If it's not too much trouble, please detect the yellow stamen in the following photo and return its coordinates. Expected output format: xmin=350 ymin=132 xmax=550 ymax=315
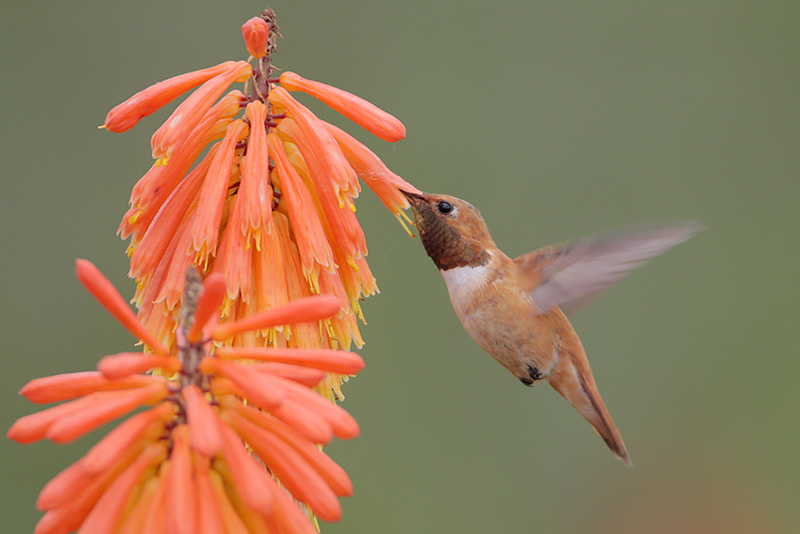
xmin=396 ymin=212 xmax=414 ymax=238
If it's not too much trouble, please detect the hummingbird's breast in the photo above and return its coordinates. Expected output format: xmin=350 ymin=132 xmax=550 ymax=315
xmin=441 ymin=256 xmax=561 ymax=379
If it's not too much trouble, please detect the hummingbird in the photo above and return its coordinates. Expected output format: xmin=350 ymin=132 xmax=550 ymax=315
xmin=402 ymin=191 xmax=700 ymax=466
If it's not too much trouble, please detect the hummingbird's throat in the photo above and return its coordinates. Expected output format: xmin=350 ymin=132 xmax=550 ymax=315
xmin=411 ymin=203 xmax=489 ymax=271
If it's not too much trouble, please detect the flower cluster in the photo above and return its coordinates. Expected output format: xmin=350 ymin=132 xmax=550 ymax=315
xmin=8 ymin=260 xmax=365 ymax=533
xmin=106 ymin=11 xmax=420 ymax=378
xmin=10 ymin=9 xmax=417 ymax=533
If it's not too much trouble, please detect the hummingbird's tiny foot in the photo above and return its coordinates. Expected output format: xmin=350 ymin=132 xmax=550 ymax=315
xmin=527 ymin=364 xmax=543 ymax=381
xmin=518 ymin=364 xmax=543 ymax=387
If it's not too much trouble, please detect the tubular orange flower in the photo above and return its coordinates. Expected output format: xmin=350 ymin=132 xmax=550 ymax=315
xmin=279 ymin=71 xmax=407 ymax=142
xmin=104 ymin=61 xmax=240 ymax=133
xmin=9 ymin=261 xmax=366 ymax=533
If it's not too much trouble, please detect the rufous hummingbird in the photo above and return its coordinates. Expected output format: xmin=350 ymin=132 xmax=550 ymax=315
xmin=402 ymin=191 xmax=700 ymax=466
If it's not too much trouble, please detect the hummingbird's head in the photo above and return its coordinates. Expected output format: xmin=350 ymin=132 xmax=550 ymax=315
xmin=401 ymin=190 xmax=494 ymax=270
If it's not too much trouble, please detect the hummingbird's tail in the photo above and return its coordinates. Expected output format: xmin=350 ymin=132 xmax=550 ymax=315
xmin=548 ymin=331 xmax=632 ymax=466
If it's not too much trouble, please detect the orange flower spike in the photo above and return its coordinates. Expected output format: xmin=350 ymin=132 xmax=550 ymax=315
xmin=212 ymin=294 xmax=340 ymax=340
xmin=19 ymin=371 xmax=155 ymax=404
xmin=78 ymin=442 xmax=167 ymax=534
xmin=269 ymin=87 xmax=357 ymax=196
xmin=218 ymin=424 xmax=276 ymax=516
xmin=268 ymin=132 xmax=334 ymax=274
xmin=81 ymin=402 xmax=174 ymax=476
xmin=164 ymin=426 xmax=197 ymax=534
xmin=46 ymin=383 xmax=169 ymax=444
xmin=325 ymin=121 xmax=421 ymax=211
xmin=242 ymin=16 xmax=270 ymax=59
xmin=75 ymin=259 xmax=168 ymax=355
xmin=240 ymin=101 xmax=272 ymax=243
xmin=182 ymin=385 xmax=222 ymax=457
xmin=279 ymin=71 xmax=406 ymax=142
xmin=215 ymin=346 xmax=365 ymax=375
xmin=151 ymin=60 xmax=251 ymax=159
xmin=97 ymin=353 xmax=181 ymax=380
xmin=186 ymin=273 xmax=227 ymax=343
xmin=104 ymin=61 xmax=238 ymax=133
xmin=191 ymin=119 xmax=249 ymax=261
xmin=225 ymin=411 xmax=342 ymax=522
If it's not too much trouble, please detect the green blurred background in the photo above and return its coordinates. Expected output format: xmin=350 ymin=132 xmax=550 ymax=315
xmin=2 ymin=1 xmax=798 ymax=532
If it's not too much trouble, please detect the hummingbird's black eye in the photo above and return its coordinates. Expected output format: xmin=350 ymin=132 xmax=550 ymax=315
xmin=437 ymin=201 xmax=453 ymax=215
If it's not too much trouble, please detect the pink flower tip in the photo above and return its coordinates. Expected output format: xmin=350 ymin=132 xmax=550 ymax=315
xmin=242 ymin=17 xmax=270 ymax=58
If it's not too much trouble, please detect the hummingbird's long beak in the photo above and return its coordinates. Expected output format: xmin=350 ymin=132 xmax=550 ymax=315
xmin=400 ymin=189 xmax=425 ymax=206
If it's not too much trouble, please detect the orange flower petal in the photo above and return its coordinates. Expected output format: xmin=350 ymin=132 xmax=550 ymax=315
xmin=325 ymin=120 xmax=420 ymax=212
xmin=207 ymin=467 xmax=251 ymax=534
xmin=211 ymin=191 xmax=253 ymax=303
xmin=34 ymin=442 xmax=142 ymax=534
xmin=240 ymin=101 xmax=273 ymax=242
xmin=214 ymin=346 xmax=364 ymax=374
xmin=186 ymin=273 xmax=227 ymax=342
xmin=280 ymin=378 xmax=360 ymax=440
xmin=226 ymin=411 xmax=342 ymax=521
xmin=270 ymin=87 xmax=359 ymax=196
xmin=81 ymin=402 xmax=174 ymax=476
xmin=104 ymin=61 xmax=238 ymax=133
xmin=267 ymin=132 xmax=334 ymax=274
xmin=151 ymin=61 xmax=251 ymax=158
xmin=76 ymin=259 xmax=168 ymax=355
xmin=191 ymin=119 xmax=249 ymax=260
xmin=46 ymin=383 xmax=169 ymax=444
xmin=9 ymin=394 xmax=103 ymax=444
xmin=139 ymin=461 xmax=170 ymax=534
xmin=36 ymin=458 xmax=92 ymax=511
xmin=78 ymin=442 xmax=167 ymax=534
xmin=276 ymin=118 xmax=367 ymax=261
xmin=193 ymin=457 xmax=227 ymax=534
xmin=128 ymin=145 xmax=214 ymax=280
xmin=211 ymin=295 xmax=340 ymax=340
xmin=218 ymin=394 xmax=333 ymax=446
xmin=218 ymin=424 xmax=276 ymax=516
xmin=279 ymin=71 xmax=406 ymax=142
xmin=200 ymin=358 xmax=283 ymax=409
xmin=115 ymin=475 xmax=159 ymax=534
xmin=250 ymin=362 xmax=326 ymax=388
xmin=182 ymin=385 xmax=222 ymax=457
xmin=19 ymin=370 xmax=155 ymax=404
xmin=241 ymin=17 xmax=270 ymax=58
xmin=97 ymin=353 xmax=180 ymax=380
xmin=165 ymin=426 xmax=197 ymax=534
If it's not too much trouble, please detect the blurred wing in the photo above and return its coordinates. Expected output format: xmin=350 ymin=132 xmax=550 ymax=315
xmin=514 ymin=221 xmax=702 ymax=316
